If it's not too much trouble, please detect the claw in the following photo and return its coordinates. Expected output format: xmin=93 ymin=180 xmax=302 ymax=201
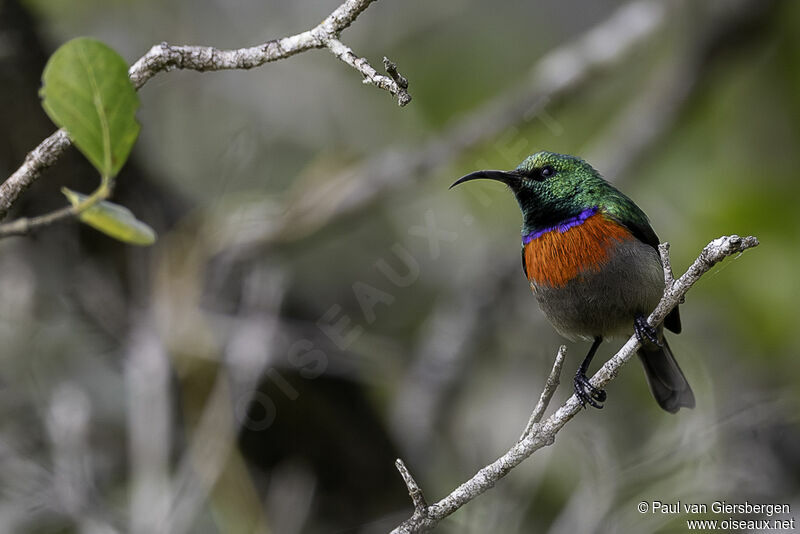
xmin=634 ymin=315 xmax=662 ymax=347
xmin=574 ymin=371 xmax=606 ymax=409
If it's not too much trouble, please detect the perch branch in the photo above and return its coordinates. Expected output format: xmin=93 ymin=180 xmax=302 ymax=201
xmin=390 ymin=234 xmax=759 ymax=534
xmin=385 ymin=0 xmax=772 ymax=467
xmin=0 ymin=0 xmax=409 ymax=223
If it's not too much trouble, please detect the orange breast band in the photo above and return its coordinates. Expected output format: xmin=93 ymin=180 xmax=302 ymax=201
xmin=523 ymin=213 xmax=633 ymax=288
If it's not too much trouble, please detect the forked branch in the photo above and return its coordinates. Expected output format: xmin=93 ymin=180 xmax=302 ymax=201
xmin=0 ymin=0 xmax=410 ymax=225
xmin=390 ymin=234 xmax=759 ymax=534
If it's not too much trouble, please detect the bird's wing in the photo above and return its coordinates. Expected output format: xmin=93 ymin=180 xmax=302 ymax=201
xmin=605 ymin=198 xmax=661 ymax=251
xmin=604 ymin=196 xmax=682 ymax=334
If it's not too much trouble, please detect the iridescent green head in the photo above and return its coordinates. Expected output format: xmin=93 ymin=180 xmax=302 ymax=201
xmin=451 ymin=151 xmax=640 ymax=236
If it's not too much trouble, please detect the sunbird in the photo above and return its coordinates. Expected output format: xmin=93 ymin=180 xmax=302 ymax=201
xmin=451 ymin=151 xmax=694 ymax=413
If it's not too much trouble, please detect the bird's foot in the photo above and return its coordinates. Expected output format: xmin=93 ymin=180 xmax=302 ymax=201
xmin=574 ymin=371 xmax=606 ymax=409
xmin=634 ymin=314 xmax=662 ymax=347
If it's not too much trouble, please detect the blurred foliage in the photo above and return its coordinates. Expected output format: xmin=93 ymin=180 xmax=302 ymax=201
xmin=1 ymin=0 xmax=799 ymax=533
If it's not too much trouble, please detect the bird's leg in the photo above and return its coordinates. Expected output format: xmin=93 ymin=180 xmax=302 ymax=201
xmin=574 ymin=336 xmax=606 ymax=409
xmin=634 ymin=314 xmax=662 ymax=347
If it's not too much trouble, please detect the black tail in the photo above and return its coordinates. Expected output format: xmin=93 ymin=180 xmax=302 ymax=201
xmin=637 ymin=339 xmax=695 ymax=413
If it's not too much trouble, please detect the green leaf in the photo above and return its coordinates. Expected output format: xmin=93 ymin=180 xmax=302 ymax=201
xmin=63 ymin=188 xmax=157 ymax=246
xmin=41 ymin=37 xmax=140 ymax=178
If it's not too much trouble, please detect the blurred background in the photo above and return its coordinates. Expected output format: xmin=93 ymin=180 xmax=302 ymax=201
xmin=1 ymin=0 xmax=799 ymax=532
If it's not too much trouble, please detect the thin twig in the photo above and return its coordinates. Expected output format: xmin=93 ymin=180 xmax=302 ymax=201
xmin=659 ymin=242 xmax=675 ymax=288
xmin=395 ymin=460 xmax=428 ymax=512
xmin=0 ymin=204 xmax=75 ymax=237
xmin=0 ymin=180 xmax=111 ymax=237
xmin=0 ymin=0 xmax=410 ymax=223
xmin=519 ymin=345 xmax=567 ymax=441
xmin=389 ymin=235 xmax=759 ymax=534
xmin=326 ymin=39 xmax=412 ymax=106
xmin=384 ymin=57 xmax=409 ymax=89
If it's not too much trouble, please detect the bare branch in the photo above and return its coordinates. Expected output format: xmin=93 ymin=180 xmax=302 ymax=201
xmin=326 ymin=39 xmax=412 ymax=106
xmin=0 ymin=180 xmax=112 ymax=237
xmin=659 ymin=242 xmax=675 ymax=289
xmin=0 ymin=204 xmax=75 ymax=238
xmin=384 ymin=57 xmax=409 ymax=89
xmin=395 ymin=460 xmax=428 ymax=512
xmin=123 ymin=0 xmax=408 ymax=100
xmin=384 ymin=0 xmax=771 ymax=473
xmin=0 ymin=130 xmax=71 ymax=221
xmin=389 ymin=234 xmax=759 ymax=534
xmin=519 ymin=345 xmax=567 ymax=441
xmin=0 ymin=0 xmax=410 ymax=223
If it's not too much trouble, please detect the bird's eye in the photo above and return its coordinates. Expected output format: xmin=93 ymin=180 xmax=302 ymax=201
xmin=539 ymin=165 xmax=555 ymax=179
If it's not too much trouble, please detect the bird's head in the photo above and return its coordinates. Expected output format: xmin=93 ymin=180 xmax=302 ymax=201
xmin=451 ymin=151 xmax=614 ymax=235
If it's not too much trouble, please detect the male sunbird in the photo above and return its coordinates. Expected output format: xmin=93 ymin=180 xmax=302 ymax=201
xmin=451 ymin=151 xmax=694 ymax=413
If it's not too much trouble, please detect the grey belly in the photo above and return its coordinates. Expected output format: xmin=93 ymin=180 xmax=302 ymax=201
xmin=531 ymin=239 xmax=664 ymax=341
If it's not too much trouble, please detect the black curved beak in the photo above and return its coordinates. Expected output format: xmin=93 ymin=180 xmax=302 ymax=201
xmin=449 ymin=170 xmax=521 ymax=190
